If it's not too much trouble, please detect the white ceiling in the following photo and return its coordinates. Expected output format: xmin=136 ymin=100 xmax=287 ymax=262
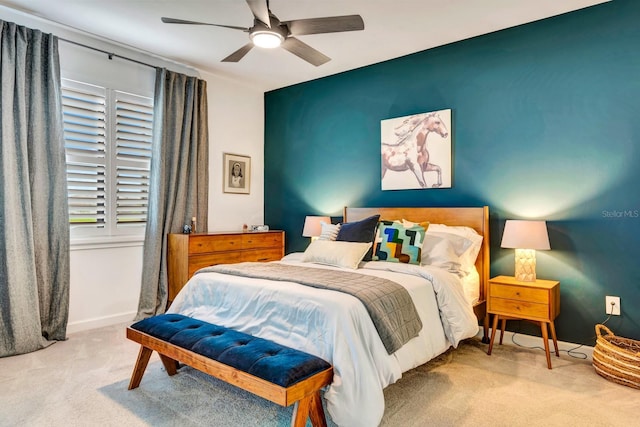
xmin=1 ymin=0 xmax=608 ymax=91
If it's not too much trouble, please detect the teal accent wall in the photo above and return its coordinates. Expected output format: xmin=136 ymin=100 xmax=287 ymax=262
xmin=264 ymin=0 xmax=640 ymax=345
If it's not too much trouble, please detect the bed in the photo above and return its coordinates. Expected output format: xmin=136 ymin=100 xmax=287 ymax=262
xmin=167 ymin=206 xmax=490 ymax=427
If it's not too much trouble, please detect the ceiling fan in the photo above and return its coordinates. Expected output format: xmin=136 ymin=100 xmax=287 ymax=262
xmin=161 ymin=0 xmax=364 ymax=66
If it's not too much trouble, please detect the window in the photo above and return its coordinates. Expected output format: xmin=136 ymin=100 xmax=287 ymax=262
xmin=62 ymin=79 xmax=153 ymax=238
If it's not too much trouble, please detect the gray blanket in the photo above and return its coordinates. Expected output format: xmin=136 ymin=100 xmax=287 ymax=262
xmin=196 ymin=262 xmax=423 ymax=354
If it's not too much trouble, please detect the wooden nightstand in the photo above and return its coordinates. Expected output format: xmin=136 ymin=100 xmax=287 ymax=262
xmin=487 ymin=275 xmax=560 ymax=369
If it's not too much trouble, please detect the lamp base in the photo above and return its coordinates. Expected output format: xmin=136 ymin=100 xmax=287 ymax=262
xmin=514 ymin=249 xmax=536 ymax=282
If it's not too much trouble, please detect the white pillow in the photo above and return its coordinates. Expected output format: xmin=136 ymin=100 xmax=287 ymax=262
xmin=403 ymin=220 xmax=483 ymax=273
xmin=318 ymin=222 xmax=341 ymax=241
xmin=421 ymin=234 xmax=466 ymax=275
xmin=423 ymin=223 xmax=483 ymax=273
xmin=302 ymin=240 xmax=372 ymax=269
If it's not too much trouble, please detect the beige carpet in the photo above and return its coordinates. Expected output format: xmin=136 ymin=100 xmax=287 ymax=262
xmin=0 ymin=322 xmax=636 ymax=427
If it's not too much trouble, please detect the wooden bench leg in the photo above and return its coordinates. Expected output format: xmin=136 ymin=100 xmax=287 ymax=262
xmin=292 ymin=392 xmax=327 ymax=427
xmin=159 ymin=354 xmax=179 ymax=376
xmin=291 ymin=397 xmax=310 ymax=427
xmin=308 ymin=391 xmax=328 ymax=427
xmin=128 ymin=346 xmax=153 ymax=390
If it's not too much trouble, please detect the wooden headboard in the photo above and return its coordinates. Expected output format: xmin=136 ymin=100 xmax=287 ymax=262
xmin=344 ymin=206 xmax=490 ymax=341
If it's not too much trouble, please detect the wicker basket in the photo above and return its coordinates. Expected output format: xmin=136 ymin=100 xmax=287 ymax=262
xmin=592 ymin=324 xmax=640 ymax=389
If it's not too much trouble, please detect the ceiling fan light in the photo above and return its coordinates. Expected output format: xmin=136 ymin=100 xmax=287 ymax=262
xmin=251 ymin=31 xmax=283 ymax=48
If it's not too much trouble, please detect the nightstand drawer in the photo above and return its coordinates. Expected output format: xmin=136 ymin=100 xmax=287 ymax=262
xmin=490 ymin=298 xmax=549 ymax=319
xmin=490 ymin=283 xmax=548 ymax=304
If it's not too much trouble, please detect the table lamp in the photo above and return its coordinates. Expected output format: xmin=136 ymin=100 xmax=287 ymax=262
xmin=302 ymin=216 xmax=331 ymax=240
xmin=501 ymin=220 xmax=550 ymax=282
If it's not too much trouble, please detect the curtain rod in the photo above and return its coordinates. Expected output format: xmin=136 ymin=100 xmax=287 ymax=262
xmin=58 ymin=37 xmax=156 ymax=70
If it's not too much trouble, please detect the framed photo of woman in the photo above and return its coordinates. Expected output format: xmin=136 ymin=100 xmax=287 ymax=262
xmin=223 ymin=153 xmax=251 ymax=194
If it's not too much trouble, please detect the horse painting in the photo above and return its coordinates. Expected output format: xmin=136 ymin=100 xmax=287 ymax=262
xmin=381 ymin=111 xmax=450 ymax=189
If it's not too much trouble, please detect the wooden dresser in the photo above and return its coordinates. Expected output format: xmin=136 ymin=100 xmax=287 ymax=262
xmin=167 ymin=230 xmax=285 ymax=304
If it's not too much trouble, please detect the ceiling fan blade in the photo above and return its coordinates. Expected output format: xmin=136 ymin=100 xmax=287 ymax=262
xmin=281 ymin=37 xmax=330 ymax=67
xmin=161 ymin=17 xmax=249 ymax=31
xmin=284 ymin=15 xmax=364 ymax=36
xmin=221 ymin=43 xmax=254 ymax=62
xmin=245 ymin=0 xmax=271 ymax=27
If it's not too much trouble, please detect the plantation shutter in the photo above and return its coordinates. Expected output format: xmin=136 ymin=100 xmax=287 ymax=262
xmin=62 ymin=79 xmax=154 ymax=237
xmin=114 ymin=91 xmax=153 ymax=230
xmin=62 ymin=81 xmax=107 ymax=232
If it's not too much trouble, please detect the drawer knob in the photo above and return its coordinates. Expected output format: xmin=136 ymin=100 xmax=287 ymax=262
xmin=515 ymin=292 xmax=520 ymax=296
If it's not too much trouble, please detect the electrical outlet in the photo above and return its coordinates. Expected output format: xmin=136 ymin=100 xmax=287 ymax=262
xmin=605 ymin=296 xmax=621 ymax=315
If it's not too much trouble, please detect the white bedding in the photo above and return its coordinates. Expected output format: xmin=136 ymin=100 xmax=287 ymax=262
xmin=167 ymin=253 xmax=479 ymax=427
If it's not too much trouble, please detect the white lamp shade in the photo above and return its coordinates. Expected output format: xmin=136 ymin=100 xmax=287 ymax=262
xmin=501 ymin=220 xmax=550 ymax=250
xmin=302 ymin=216 xmax=331 ymax=237
xmin=501 ymin=219 xmax=550 ymax=282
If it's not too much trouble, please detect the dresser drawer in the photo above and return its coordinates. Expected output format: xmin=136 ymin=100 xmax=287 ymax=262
xmin=189 ymin=234 xmax=242 ymax=254
xmin=242 ymin=232 xmax=283 ymax=248
xmin=187 ymin=252 xmax=244 ymax=276
xmin=490 ymin=283 xmax=548 ymax=304
xmin=241 ymin=248 xmax=283 ymax=262
xmin=490 ymin=297 xmax=549 ymax=319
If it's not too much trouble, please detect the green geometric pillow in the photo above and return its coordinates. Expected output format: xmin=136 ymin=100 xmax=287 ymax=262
xmin=373 ymin=220 xmax=427 ymax=265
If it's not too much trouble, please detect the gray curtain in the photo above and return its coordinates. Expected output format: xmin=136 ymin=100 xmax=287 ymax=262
xmin=136 ymin=68 xmax=209 ymax=319
xmin=0 ymin=21 xmax=70 ymax=357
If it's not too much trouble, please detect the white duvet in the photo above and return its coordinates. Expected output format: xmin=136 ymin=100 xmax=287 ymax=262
xmin=167 ymin=253 xmax=479 ymax=427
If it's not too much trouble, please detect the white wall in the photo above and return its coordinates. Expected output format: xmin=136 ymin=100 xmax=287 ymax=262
xmin=203 ymin=70 xmax=266 ymax=231
xmin=1 ymin=6 xmax=265 ymax=333
xmin=68 ymin=244 xmax=144 ymax=331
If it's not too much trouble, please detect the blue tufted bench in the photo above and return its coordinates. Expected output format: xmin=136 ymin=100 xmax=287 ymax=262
xmin=126 ymin=314 xmax=333 ymax=427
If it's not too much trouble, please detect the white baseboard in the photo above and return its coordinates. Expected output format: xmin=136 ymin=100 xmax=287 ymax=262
xmin=477 ymin=327 xmax=594 ymax=361
xmin=67 ymin=311 xmax=136 ymax=335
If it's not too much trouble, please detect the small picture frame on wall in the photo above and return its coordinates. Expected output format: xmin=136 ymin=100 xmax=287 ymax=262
xmin=223 ymin=153 xmax=251 ymax=194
